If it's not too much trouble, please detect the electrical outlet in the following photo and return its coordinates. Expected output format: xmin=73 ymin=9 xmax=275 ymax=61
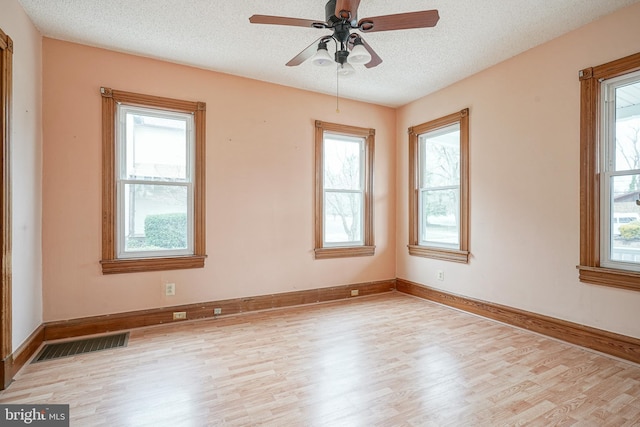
xmin=172 ymin=311 xmax=187 ymax=320
xmin=213 ymin=308 xmax=222 ymax=315
xmin=165 ymin=282 xmax=176 ymax=296
xmin=437 ymin=270 xmax=444 ymax=281
xmin=350 ymin=289 xmax=359 ymax=296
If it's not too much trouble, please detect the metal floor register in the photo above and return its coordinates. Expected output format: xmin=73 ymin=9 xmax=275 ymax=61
xmin=32 ymin=333 xmax=129 ymax=363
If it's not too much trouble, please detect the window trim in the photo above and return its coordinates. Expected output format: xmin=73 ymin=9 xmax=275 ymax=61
xmin=408 ymin=109 xmax=470 ymax=263
xmin=100 ymin=88 xmax=206 ymax=274
xmin=314 ymin=120 xmax=375 ymax=259
xmin=578 ymin=52 xmax=640 ymax=291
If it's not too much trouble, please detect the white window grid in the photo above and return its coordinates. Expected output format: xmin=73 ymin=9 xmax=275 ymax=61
xmin=600 ymin=69 xmax=640 ymax=271
xmin=115 ymin=104 xmax=195 ymax=259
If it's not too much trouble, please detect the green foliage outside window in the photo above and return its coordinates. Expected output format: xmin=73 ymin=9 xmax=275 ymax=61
xmin=144 ymin=213 xmax=187 ymax=248
xmin=619 ymin=221 xmax=640 ymax=240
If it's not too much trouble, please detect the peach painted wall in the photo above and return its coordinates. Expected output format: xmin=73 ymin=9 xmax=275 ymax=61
xmin=1 ymin=0 xmax=43 ymax=350
xmin=396 ymin=2 xmax=640 ymax=338
xmin=42 ymin=39 xmax=396 ymax=321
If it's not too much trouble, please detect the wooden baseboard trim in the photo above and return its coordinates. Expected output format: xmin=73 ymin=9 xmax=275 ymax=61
xmin=11 ymin=324 xmax=45 ymax=375
xmin=0 ymin=280 xmax=394 ymax=390
xmin=44 ymin=279 xmax=396 ymax=341
xmin=0 ymin=324 xmax=44 ymax=389
xmin=10 ymin=277 xmax=636 ymax=391
xmin=396 ymin=278 xmax=640 ymax=364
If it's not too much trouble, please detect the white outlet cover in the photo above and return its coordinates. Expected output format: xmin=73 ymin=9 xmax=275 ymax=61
xmin=165 ymin=283 xmax=176 ymax=296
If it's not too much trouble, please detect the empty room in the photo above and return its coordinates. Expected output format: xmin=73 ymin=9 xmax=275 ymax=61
xmin=1 ymin=0 xmax=640 ymax=425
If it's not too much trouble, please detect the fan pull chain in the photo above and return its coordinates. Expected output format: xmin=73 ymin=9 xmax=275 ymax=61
xmin=336 ymin=65 xmax=340 ymax=113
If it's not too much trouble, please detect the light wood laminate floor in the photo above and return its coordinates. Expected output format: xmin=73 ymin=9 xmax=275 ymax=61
xmin=1 ymin=292 xmax=640 ymax=426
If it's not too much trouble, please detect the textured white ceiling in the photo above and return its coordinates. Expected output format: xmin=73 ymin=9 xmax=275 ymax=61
xmin=17 ymin=0 xmax=640 ymax=107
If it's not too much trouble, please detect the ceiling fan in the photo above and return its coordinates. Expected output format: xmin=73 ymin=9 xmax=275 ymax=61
xmin=249 ymin=0 xmax=439 ymax=75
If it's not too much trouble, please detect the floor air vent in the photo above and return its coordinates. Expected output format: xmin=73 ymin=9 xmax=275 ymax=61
xmin=32 ymin=332 xmax=129 ymax=363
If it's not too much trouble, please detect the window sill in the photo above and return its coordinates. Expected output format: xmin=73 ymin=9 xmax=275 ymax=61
xmin=101 ymin=255 xmax=206 ymax=274
xmin=577 ymin=265 xmax=640 ymax=292
xmin=314 ymin=246 xmax=375 ymax=259
xmin=407 ymin=245 xmax=469 ymax=263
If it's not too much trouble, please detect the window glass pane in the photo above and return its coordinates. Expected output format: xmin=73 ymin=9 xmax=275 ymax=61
xmin=323 ymin=133 xmax=362 ymax=191
xmin=419 ymin=123 xmax=460 ymax=188
xmin=324 ymin=191 xmax=362 ymax=244
xmin=420 ymin=188 xmax=459 ymax=248
xmin=614 ymin=80 xmax=640 ymax=172
xmin=123 ymin=184 xmax=188 ymax=252
xmin=610 ymin=174 xmax=640 ymax=264
xmin=125 ymin=111 xmax=189 ymax=181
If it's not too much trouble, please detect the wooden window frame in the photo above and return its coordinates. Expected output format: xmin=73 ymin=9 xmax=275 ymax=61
xmin=100 ymin=88 xmax=206 ymax=274
xmin=578 ymin=52 xmax=640 ymax=291
xmin=314 ymin=120 xmax=375 ymax=259
xmin=408 ymin=109 xmax=470 ymax=263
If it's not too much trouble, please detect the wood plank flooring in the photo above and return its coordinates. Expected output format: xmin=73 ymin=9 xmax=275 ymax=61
xmin=1 ymin=292 xmax=640 ymax=426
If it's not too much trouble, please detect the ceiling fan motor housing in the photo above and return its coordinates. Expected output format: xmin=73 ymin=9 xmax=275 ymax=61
xmin=325 ymin=0 xmax=340 ymax=25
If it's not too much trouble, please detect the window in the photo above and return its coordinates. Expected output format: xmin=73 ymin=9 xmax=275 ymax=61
xmin=408 ymin=109 xmax=469 ymax=263
xmin=314 ymin=120 xmax=374 ymax=259
xmin=100 ymin=88 xmax=206 ymax=274
xmin=579 ymin=52 xmax=640 ymax=291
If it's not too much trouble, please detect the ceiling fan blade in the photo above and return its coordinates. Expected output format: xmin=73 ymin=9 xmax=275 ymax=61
xmin=335 ymin=0 xmax=361 ymax=20
xmin=358 ymin=10 xmax=439 ymax=33
xmin=359 ymin=38 xmax=382 ymax=69
xmin=249 ymin=15 xmax=324 ymax=28
xmin=286 ymin=37 xmax=326 ymax=66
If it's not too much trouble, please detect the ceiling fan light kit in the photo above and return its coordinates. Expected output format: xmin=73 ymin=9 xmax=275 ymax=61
xmin=249 ymin=0 xmax=439 ymax=76
xmin=311 ymin=42 xmax=334 ymax=67
xmin=337 ymin=62 xmax=356 ymax=77
xmin=347 ymin=38 xmax=372 ymax=65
